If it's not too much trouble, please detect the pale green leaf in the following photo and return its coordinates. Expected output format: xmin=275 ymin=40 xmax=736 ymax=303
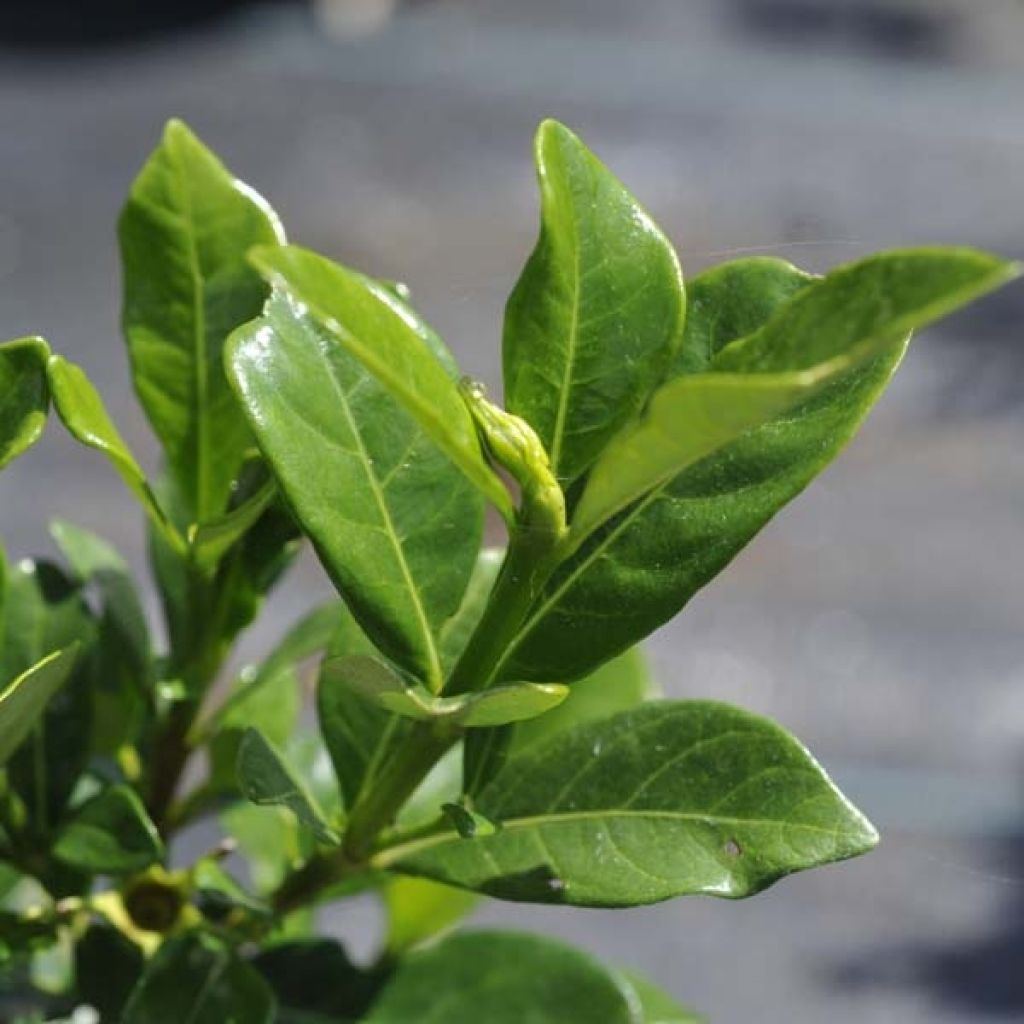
xmin=321 ymin=654 xmax=566 ymax=726
xmin=47 ymin=354 xmax=182 ymax=552
xmin=503 ymin=119 xmax=685 ymax=484
xmin=623 ymin=973 xmax=703 ymax=1023
xmin=382 ymin=876 xmax=478 ymax=956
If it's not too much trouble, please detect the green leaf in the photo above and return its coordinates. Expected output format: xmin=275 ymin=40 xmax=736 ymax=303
xmin=320 ymin=654 xmax=566 ymax=725
xmin=236 ymin=728 xmax=340 ymax=846
xmin=252 ymin=939 xmax=383 ymax=1022
xmin=363 ymin=930 xmax=639 ymax=1023
xmin=187 ymin=475 xmax=276 ymax=570
xmin=247 ymin=244 xmax=514 ymax=522
xmin=227 ymin=289 xmax=483 ymax=690
xmin=441 ymin=802 xmax=497 ymax=838
xmin=0 ymin=560 xmax=96 ymax=831
xmin=123 ymin=931 xmax=275 ymax=1024
xmin=46 ymin=355 xmax=182 ymax=552
xmin=201 ymin=602 xmax=339 ymax=796
xmin=501 ymin=249 xmax=1019 ymax=681
xmin=75 ymin=923 xmax=146 ymax=1022
xmin=384 ymin=701 xmax=877 ymax=907
xmin=0 ymin=336 xmax=50 ymax=471
xmin=0 ymin=648 xmax=78 ymax=766
xmin=623 ymin=973 xmax=703 ymax=1023
xmin=713 ymin=247 xmax=1018 ymax=374
xmin=317 ymin=609 xmax=411 ymax=813
xmin=464 ymin=643 xmax=653 ymax=798
xmin=438 ymin=547 xmax=503 ymax=672
xmin=50 ymin=520 xmax=151 ymax=754
xmin=52 ymin=784 xmax=163 ymax=874
xmin=382 ymin=876 xmax=478 ymax=956
xmin=119 ymin=118 xmax=285 ymax=523
xmin=503 ymin=120 xmax=685 ymax=485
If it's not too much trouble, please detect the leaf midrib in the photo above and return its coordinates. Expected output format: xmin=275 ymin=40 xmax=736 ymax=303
xmin=316 ymin=334 xmax=443 ymax=689
xmin=375 ymin=806 xmax=852 ymax=867
xmin=171 ymin=138 xmax=211 ymax=521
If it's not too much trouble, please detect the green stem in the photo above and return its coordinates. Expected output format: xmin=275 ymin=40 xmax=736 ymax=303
xmin=343 ymin=721 xmax=457 ymax=861
xmin=444 ymin=526 xmax=560 ymax=697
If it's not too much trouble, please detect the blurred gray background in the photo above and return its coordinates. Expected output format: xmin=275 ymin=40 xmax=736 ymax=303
xmin=2 ymin=1 xmax=1023 ymax=1020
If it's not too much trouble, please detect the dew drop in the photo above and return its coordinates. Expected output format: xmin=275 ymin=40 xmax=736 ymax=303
xmin=723 ymin=838 xmax=742 ymax=858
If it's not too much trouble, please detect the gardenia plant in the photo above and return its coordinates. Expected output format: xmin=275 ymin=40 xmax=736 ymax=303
xmin=0 ymin=118 xmax=1017 ymax=1022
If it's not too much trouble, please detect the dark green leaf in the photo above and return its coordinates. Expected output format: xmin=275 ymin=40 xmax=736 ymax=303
xmin=385 ymin=701 xmax=877 ymax=907
xmin=247 ymin=245 xmax=514 ymax=522
xmin=501 ymin=250 xmax=1019 ymax=681
xmin=227 ymin=289 xmax=483 ymax=690
xmin=252 ymin=939 xmax=383 ymax=1021
xmin=1 ymin=561 xmax=96 ymax=833
xmin=53 ymin=784 xmax=162 ymax=874
xmin=362 ymin=930 xmax=639 ymax=1023
xmin=382 ymin=875 xmax=477 ymax=956
xmin=0 ymin=336 xmax=50 ymax=471
xmin=503 ymin=120 xmax=685 ymax=485
xmin=122 ymin=931 xmax=275 ymax=1024
xmin=50 ymin=520 xmax=151 ymax=755
xmin=46 ymin=355 xmax=182 ymax=552
xmin=236 ymin=728 xmax=340 ymax=845
xmin=441 ymin=802 xmax=496 ymax=839
xmin=75 ymin=923 xmax=145 ymax=1021
xmin=119 ymin=118 xmax=284 ymax=522
xmin=0 ymin=648 xmax=78 ymax=767
xmin=320 ymin=654 xmax=566 ymax=725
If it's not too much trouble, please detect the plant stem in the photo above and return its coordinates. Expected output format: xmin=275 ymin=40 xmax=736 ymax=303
xmin=444 ymin=527 xmax=559 ymax=697
xmin=343 ymin=720 xmax=457 ymax=861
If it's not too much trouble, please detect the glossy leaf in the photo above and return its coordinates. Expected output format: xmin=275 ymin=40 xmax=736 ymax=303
xmin=123 ymin=931 xmax=275 ymax=1024
xmin=385 ymin=701 xmax=877 ymax=907
xmin=363 ymin=930 xmax=639 ymax=1023
xmin=188 ymin=475 xmax=276 ymax=569
xmin=382 ymin=876 xmax=478 ymax=956
xmin=75 ymin=923 xmax=146 ymax=1021
xmin=501 ymin=250 xmax=1019 ymax=681
xmin=0 ymin=647 xmax=78 ymax=766
xmin=119 ymin=118 xmax=285 ymax=522
xmin=624 ymin=973 xmax=703 ymax=1023
xmin=503 ymin=120 xmax=685 ymax=484
xmin=47 ymin=355 xmax=181 ymax=550
xmin=438 ymin=547 xmax=503 ymax=672
xmin=227 ymin=289 xmax=483 ymax=690
xmin=321 ymin=654 xmax=566 ymax=725
xmin=317 ymin=608 xmax=411 ymax=812
xmin=248 ymin=244 xmax=513 ymax=521
xmin=52 ymin=784 xmax=163 ymax=874
xmin=464 ymin=642 xmax=653 ymax=797
xmin=236 ymin=728 xmax=340 ymax=845
xmin=0 ymin=336 xmax=50 ymax=471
